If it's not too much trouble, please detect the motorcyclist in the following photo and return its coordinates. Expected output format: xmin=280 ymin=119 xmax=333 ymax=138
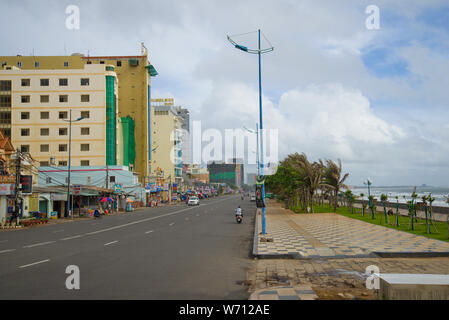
xmin=235 ymin=205 xmax=243 ymax=217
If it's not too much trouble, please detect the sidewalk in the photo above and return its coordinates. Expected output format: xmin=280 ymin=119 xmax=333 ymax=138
xmin=248 ymin=200 xmax=449 ymax=300
xmin=253 ymin=200 xmax=449 ymax=259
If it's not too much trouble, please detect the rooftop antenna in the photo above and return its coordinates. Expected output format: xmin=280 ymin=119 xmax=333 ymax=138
xmin=141 ymin=42 xmax=147 ymax=56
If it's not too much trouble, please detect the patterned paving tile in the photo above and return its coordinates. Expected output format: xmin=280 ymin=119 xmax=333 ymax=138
xmin=255 ymin=206 xmax=449 ymax=258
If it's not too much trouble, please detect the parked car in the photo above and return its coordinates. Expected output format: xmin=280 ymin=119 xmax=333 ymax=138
xmin=188 ymin=196 xmax=200 ymax=206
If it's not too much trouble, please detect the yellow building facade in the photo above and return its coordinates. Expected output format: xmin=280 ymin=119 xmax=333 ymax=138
xmin=0 ymin=63 xmax=118 ymax=166
xmin=151 ymin=103 xmax=183 ymax=185
xmin=0 ymin=50 xmax=157 ymax=179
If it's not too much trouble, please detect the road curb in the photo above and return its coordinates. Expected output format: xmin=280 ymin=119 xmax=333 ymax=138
xmin=252 ymin=208 xmax=259 ymax=258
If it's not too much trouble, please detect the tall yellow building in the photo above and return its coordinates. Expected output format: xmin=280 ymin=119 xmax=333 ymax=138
xmin=151 ymin=99 xmax=183 ymax=185
xmin=0 ymin=63 xmax=118 ymax=166
xmin=0 ymin=49 xmax=158 ymax=179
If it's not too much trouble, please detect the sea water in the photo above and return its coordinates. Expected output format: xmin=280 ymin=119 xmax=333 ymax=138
xmin=348 ymin=186 xmax=449 ymax=207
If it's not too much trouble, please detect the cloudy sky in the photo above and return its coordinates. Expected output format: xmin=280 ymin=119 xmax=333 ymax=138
xmin=2 ymin=0 xmax=449 ymax=186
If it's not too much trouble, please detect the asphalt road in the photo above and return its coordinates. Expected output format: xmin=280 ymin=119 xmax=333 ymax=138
xmin=0 ymin=195 xmax=255 ymax=299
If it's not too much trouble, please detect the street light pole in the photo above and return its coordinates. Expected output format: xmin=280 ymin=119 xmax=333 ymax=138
xmin=228 ymin=29 xmax=273 ymax=235
xmin=243 ymin=123 xmax=260 ymax=176
xmin=67 ymin=110 xmax=72 ymax=218
xmin=64 ymin=110 xmax=84 ymax=218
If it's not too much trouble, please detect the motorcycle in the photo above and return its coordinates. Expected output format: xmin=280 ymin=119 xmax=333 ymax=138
xmin=236 ymin=215 xmax=242 ymax=223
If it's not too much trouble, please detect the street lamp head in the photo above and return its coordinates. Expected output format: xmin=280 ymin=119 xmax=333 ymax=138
xmin=235 ymin=44 xmax=248 ymax=52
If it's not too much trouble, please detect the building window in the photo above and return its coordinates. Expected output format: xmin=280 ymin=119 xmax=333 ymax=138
xmin=64 ymin=61 xmax=69 ymax=67
xmin=21 ymin=128 xmax=30 ymax=136
xmin=81 ymin=78 xmax=89 ymax=86
xmin=59 ymin=128 xmax=68 ymax=136
xmin=100 ymin=61 xmax=105 ymax=64
xmin=40 ymin=78 xmax=49 ymax=86
xmin=80 ymin=111 xmax=90 ymax=119
xmin=21 ymin=95 xmax=30 ymax=103
xmin=20 ymin=145 xmax=29 ymax=153
xmin=40 ymin=128 xmax=49 ymax=136
xmin=117 ymin=60 xmax=122 ymax=67
xmin=58 ymin=161 xmax=67 ymax=166
xmin=0 ymin=96 xmax=11 ymax=108
xmin=21 ymin=112 xmax=30 ymax=120
xmin=59 ymin=78 xmax=68 ymax=86
xmin=59 ymin=95 xmax=68 ymax=103
xmin=40 ymin=161 xmax=49 ymax=167
xmin=17 ymin=61 xmax=22 ymax=67
xmin=40 ymin=95 xmax=49 ymax=103
xmin=21 ymin=79 xmax=30 ymax=86
xmin=86 ymin=61 xmax=92 ymax=64
xmin=40 ymin=144 xmax=49 ymax=152
xmin=40 ymin=111 xmax=49 ymax=119
xmin=81 ymin=94 xmax=90 ymax=102
xmin=0 ymin=112 xmax=11 ymax=124
xmin=59 ymin=111 xmax=68 ymax=119
xmin=110 ymin=176 xmax=115 ymax=183
xmin=45 ymin=176 xmax=52 ymax=183
xmin=35 ymin=61 xmax=40 ymax=68
xmin=80 ymin=144 xmax=89 ymax=151
xmin=80 ymin=160 xmax=90 ymax=166
xmin=81 ymin=127 xmax=90 ymax=135
xmin=58 ymin=144 xmax=68 ymax=152
xmin=0 ymin=80 xmax=11 ymax=91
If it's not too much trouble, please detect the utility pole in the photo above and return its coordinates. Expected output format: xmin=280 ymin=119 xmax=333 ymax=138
xmin=106 ymin=164 xmax=109 ymax=189
xmin=14 ymin=149 xmax=22 ymax=224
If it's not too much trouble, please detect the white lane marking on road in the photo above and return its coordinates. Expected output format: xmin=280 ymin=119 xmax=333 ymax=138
xmin=23 ymin=241 xmax=56 ymax=248
xmin=19 ymin=259 xmax=50 ymax=269
xmin=84 ymin=197 xmax=228 ymax=236
xmin=185 ymin=217 xmax=189 ymax=221
xmin=60 ymin=235 xmax=82 ymax=241
xmin=104 ymin=241 xmax=118 ymax=246
xmin=145 ymin=230 xmax=154 ymax=234
xmin=169 ymin=222 xmax=175 ymax=226
xmin=0 ymin=249 xmax=16 ymax=254
xmin=53 ymin=229 xmax=64 ymax=233
xmin=0 ymin=240 xmax=8 ymax=243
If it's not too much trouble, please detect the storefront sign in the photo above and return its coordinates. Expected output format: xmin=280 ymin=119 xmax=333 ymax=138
xmin=20 ymin=175 xmax=33 ymax=194
xmin=0 ymin=175 xmax=15 ymax=184
xmin=51 ymin=193 xmax=67 ymax=201
xmin=74 ymin=185 xmax=81 ymax=195
xmin=114 ymin=184 xmax=122 ymax=194
xmin=0 ymin=184 xmax=14 ymax=195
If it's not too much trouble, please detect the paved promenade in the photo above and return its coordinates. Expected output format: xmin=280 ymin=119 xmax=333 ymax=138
xmin=254 ymin=200 xmax=449 ymax=258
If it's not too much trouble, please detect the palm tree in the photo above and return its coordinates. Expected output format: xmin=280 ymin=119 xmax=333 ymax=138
xmin=323 ymin=159 xmax=349 ymax=212
xmin=368 ymin=195 xmax=376 ymax=219
xmin=345 ymin=189 xmax=354 ymax=213
xmin=360 ymin=193 xmax=366 ymax=216
xmin=409 ymin=191 xmax=418 ymax=230
xmin=288 ymin=153 xmax=326 ymax=213
xmin=394 ymin=195 xmax=400 ymax=227
xmin=380 ymin=193 xmax=388 ymax=224
xmin=422 ymin=195 xmax=430 ymax=234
